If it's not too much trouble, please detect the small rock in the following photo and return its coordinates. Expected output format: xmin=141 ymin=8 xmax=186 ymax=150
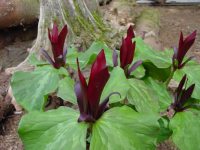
xmin=119 ymin=18 xmax=126 ymax=26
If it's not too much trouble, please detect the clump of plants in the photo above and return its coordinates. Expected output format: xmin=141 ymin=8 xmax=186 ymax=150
xmin=11 ymin=23 xmax=200 ymax=150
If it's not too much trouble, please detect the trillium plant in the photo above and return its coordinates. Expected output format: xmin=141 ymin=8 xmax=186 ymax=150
xmin=75 ymin=50 xmax=119 ymax=122
xmin=112 ymin=26 xmax=142 ymax=78
xmin=166 ymin=30 xmax=197 ymax=85
xmin=11 ymin=24 xmax=200 ymax=150
xmin=41 ymin=23 xmax=68 ymax=69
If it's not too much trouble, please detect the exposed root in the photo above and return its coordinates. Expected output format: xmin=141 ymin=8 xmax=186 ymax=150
xmin=5 ymin=0 xmax=100 ymax=111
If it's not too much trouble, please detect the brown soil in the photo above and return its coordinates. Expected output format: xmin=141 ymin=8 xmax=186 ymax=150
xmin=0 ymin=3 xmax=200 ymax=150
xmin=158 ymin=6 xmax=200 ymax=61
xmin=0 ymin=25 xmax=37 ymax=150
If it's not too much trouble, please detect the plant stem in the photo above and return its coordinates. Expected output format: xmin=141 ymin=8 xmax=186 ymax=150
xmin=165 ymin=66 xmax=176 ymax=87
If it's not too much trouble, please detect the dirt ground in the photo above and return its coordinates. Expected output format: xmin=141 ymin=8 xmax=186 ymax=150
xmin=0 ymin=3 xmax=200 ymax=150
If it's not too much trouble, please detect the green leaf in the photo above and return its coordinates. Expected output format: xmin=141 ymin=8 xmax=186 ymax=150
xmin=144 ymin=77 xmax=172 ymax=112
xmin=143 ymin=62 xmax=171 ymax=81
xmin=157 ymin=118 xmax=172 ymax=143
xmin=78 ymin=41 xmax=113 ymax=68
xmin=28 ymin=53 xmax=47 ymax=66
xmin=134 ymin=37 xmax=173 ymax=68
xmin=11 ymin=66 xmax=62 ymax=111
xmin=101 ymin=67 xmax=130 ymax=103
xmin=127 ymin=79 xmax=160 ymax=113
xmin=66 ymin=46 xmax=80 ymax=70
xmin=131 ymin=64 xmax=145 ymax=78
xmin=169 ymin=110 xmax=200 ymax=150
xmin=57 ymin=77 xmax=76 ymax=104
xmin=90 ymin=106 xmax=160 ymax=150
xmin=173 ymin=63 xmax=200 ymax=100
xmin=18 ymin=107 xmax=88 ymax=150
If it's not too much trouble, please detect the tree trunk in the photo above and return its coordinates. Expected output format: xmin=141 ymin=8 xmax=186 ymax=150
xmin=5 ymin=0 xmax=105 ymax=74
xmin=5 ymin=0 xmax=106 ymax=111
xmin=0 ymin=0 xmax=39 ymax=28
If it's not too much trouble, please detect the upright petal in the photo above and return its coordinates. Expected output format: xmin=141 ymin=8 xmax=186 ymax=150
xmin=120 ymin=26 xmax=135 ymax=69
xmin=120 ymin=37 xmax=128 ymax=69
xmin=76 ymin=58 xmax=88 ymax=113
xmin=87 ymin=50 xmax=110 ymax=116
xmin=175 ymin=75 xmax=187 ymax=104
xmin=177 ymin=31 xmax=197 ymax=65
xmin=75 ymin=82 xmax=85 ymax=114
xmin=58 ymin=25 xmax=68 ymax=56
xmin=179 ymin=84 xmax=195 ymax=107
xmin=127 ymin=25 xmax=135 ymax=39
xmin=51 ymin=23 xmax=59 ymax=43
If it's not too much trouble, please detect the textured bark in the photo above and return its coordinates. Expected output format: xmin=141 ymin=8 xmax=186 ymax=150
xmin=5 ymin=0 xmax=105 ymax=111
xmin=6 ymin=0 xmax=103 ymax=74
xmin=0 ymin=0 xmax=39 ymax=28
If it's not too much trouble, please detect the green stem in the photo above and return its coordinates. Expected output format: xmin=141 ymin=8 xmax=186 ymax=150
xmin=165 ymin=66 xmax=176 ymax=87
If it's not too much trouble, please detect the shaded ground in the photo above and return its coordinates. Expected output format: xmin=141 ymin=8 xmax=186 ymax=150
xmin=0 ymin=3 xmax=200 ymax=150
xmin=0 ymin=25 xmax=37 ymax=150
xmin=0 ymin=25 xmax=37 ymax=69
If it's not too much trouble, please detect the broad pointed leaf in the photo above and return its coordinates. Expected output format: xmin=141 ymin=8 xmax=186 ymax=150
xmin=11 ymin=66 xmax=64 ymax=111
xmin=90 ymin=106 xmax=160 ymax=150
xmin=130 ymin=64 xmax=145 ymax=78
xmin=169 ymin=110 xmax=200 ymax=150
xmin=127 ymin=79 xmax=160 ymax=113
xmin=28 ymin=53 xmax=47 ymax=66
xmin=134 ymin=37 xmax=173 ymax=68
xmin=78 ymin=41 xmax=113 ymax=68
xmin=101 ymin=67 xmax=130 ymax=103
xmin=18 ymin=107 xmax=88 ymax=150
xmin=57 ymin=76 xmax=76 ymax=104
xmin=144 ymin=77 xmax=172 ymax=112
xmin=173 ymin=62 xmax=200 ymax=100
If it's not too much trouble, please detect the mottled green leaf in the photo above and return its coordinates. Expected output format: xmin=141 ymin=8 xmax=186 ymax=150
xmin=28 ymin=52 xmax=47 ymax=66
xmin=101 ymin=67 xmax=130 ymax=103
xmin=90 ymin=106 xmax=160 ymax=150
xmin=57 ymin=77 xmax=76 ymax=104
xmin=18 ymin=107 xmax=88 ymax=150
xmin=11 ymin=66 xmax=66 ymax=111
xmin=134 ymin=37 xmax=173 ymax=68
xmin=78 ymin=41 xmax=113 ymax=68
xmin=170 ymin=110 xmax=200 ymax=150
xmin=144 ymin=77 xmax=172 ymax=112
xmin=127 ymin=79 xmax=160 ymax=113
xmin=131 ymin=64 xmax=146 ymax=78
xmin=173 ymin=62 xmax=200 ymax=100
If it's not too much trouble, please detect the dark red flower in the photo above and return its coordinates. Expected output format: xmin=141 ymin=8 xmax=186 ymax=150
xmin=173 ymin=31 xmax=197 ymax=70
xmin=169 ymin=75 xmax=195 ymax=113
xmin=75 ymin=50 xmax=120 ymax=122
xmin=41 ymin=23 xmax=68 ymax=69
xmin=112 ymin=26 xmax=142 ymax=77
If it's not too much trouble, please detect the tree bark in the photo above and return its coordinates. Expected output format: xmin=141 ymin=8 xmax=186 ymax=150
xmin=0 ymin=0 xmax=39 ymax=28
xmin=5 ymin=0 xmax=106 ymax=111
xmin=5 ymin=0 xmax=105 ymax=74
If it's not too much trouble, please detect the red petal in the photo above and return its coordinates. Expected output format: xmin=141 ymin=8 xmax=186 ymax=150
xmin=77 ymin=58 xmax=88 ymax=91
xmin=51 ymin=23 xmax=59 ymax=43
xmin=179 ymin=84 xmax=195 ymax=107
xmin=127 ymin=25 xmax=135 ymax=39
xmin=76 ymin=58 xmax=88 ymax=115
xmin=120 ymin=26 xmax=135 ymax=69
xmin=176 ymin=74 xmax=187 ymax=104
xmin=177 ymin=31 xmax=197 ymax=66
xmin=120 ymin=37 xmax=128 ymax=69
xmin=58 ymin=25 xmax=68 ymax=56
xmin=87 ymin=50 xmax=110 ymax=116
